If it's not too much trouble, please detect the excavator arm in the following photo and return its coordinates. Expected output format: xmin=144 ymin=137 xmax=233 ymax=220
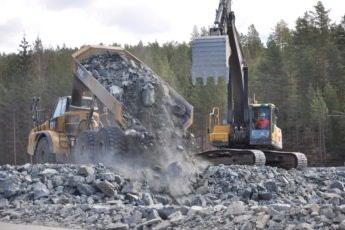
xmin=192 ymin=0 xmax=249 ymax=133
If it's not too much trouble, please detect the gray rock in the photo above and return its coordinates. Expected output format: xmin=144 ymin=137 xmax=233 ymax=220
xmin=146 ymin=208 xmax=161 ymax=220
xmin=0 ymin=198 xmax=9 ymax=208
xmin=155 ymin=195 xmax=172 ymax=205
xmin=270 ymin=203 xmax=291 ymax=212
xmin=125 ymin=193 xmax=139 ymax=202
xmin=297 ymin=223 xmax=313 ymax=230
xmin=256 ymin=214 xmax=270 ymax=229
xmin=191 ymin=195 xmax=206 ymax=207
xmin=99 ymin=172 xmax=116 ymax=182
xmin=226 ymin=201 xmax=245 ymax=215
xmin=264 ymin=180 xmax=278 ymax=192
xmin=77 ymin=184 xmax=96 ymax=196
xmin=0 ymin=177 xmax=20 ymax=198
xmin=138 ymin=218 xmax=161 ymax=228
xmin=142 ymin=192 xmax=154 ymax=206
xmin=168 ymin=210 xmax=183 ymax=222
xmin=52 ymin=176 xmax=64 ymax=187
xmin=339 ymin=220 xmax=345 ymax=230
xmin=158 ymin=206 xmax=177 ymax=220
xmin=121 ymin=181 xmax=141 ymax=195
xmin=141 ymin=83 xmax=155 ymax=106
xmin=32 ymin=182 xmax=50 ymax=199
xmin=91 ymin=205 xmax=111 ymax=214
xmin=68 ymin=175 xmax=85 ymax=187
xmin=258 ymin=192 xmax=273 ymax=201
xmin=330 ymin=181 xmax=344 ymax=191
xmin=78 ymin=165 xmax=95 ymax=177
xmin=41 ymin=168 xmax=58 ymax=176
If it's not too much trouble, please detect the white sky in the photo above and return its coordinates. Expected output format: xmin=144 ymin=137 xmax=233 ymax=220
xmin=0 ymin=0 xmax=344 ymax=53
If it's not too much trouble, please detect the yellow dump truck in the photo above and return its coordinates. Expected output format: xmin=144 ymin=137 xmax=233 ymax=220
xmin=27 ymin=45 xmax=193 ymax=163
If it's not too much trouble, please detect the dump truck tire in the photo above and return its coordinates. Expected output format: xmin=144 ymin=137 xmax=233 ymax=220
xmin=34 ymin=137 xmax=56 ymax=163
xmin=96 ymin=127 xmax=127 ymax=157
xmin=71 ymin=131 xmax=97 ymax=164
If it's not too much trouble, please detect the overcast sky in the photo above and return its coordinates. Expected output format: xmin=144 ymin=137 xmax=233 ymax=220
xmin=0 ymin=0 xmax=344 ymax=53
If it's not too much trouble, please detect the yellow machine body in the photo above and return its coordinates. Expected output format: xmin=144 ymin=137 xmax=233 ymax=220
xmin=208 ymin=104 xmax=283 ymax=150
xmin=27 ymin=106 xmax=99 ymax=156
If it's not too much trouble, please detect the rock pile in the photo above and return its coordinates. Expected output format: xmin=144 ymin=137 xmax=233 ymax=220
xmin=0 ymin=163 xmax=345 ymax=229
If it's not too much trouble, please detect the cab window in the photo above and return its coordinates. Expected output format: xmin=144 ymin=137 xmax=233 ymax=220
xmin=252 ymin=107 xmax=270 ymax=130
xmin=52 ymin=97 xmax=67 ymax=118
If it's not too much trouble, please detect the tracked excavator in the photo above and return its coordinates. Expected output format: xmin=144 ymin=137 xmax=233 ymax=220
xmin=191 ymin=0 xmax=307 ymax=169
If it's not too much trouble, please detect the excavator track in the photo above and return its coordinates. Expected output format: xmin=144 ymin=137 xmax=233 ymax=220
xmin=197 ymin=149 xmax=266 ymax=166
xmin=263 ymin=150 xmax=307 ymax=170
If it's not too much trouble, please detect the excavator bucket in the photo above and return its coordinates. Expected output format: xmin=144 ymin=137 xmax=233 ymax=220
xmin=191 ymin=35 xmax=230 ymax=85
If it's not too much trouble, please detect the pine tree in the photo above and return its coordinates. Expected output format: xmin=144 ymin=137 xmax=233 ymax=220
xmin=18 ymin=35 xmax=31 ymax=78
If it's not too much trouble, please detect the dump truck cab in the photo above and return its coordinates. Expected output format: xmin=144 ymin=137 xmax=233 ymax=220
xmin=27 ymin=96 xmax=99 ymax=162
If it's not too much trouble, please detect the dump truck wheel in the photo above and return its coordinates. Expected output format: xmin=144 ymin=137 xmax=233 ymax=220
xmin=34 ymin=137 xmax=56 ymax=163
xmin=72 ymin=131 xmax=97 ymax=164
xmin=96 ymin=127 xmax=127 ymax=157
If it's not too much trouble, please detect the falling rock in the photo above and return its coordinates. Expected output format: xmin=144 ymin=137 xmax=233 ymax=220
xmin=141 ymin=83 xmax=155 ymax=106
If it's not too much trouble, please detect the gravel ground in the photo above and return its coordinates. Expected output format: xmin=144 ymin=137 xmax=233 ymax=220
xmin=0 ymin=163 xmax=345 ymax=229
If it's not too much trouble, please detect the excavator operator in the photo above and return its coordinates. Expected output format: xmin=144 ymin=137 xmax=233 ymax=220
xmin=256 ymin=112 xmax=270 ymax=130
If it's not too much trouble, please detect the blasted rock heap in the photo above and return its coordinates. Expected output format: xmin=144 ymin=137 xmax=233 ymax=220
xmin=0 ymin=163 xmax=345 ymax=229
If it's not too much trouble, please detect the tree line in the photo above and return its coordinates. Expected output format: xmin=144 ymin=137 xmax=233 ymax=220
xmin=0 ymin=1 xmax=344 ymax=166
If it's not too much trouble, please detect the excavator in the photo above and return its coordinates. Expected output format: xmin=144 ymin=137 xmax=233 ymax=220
xmin=191 ymin=0 xmax=307 ymax=169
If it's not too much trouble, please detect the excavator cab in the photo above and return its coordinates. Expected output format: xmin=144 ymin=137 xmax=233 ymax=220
xmin=250 ymin=104 xmax=282 ymax=150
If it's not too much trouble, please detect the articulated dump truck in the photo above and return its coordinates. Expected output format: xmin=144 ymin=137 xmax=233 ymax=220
xmin=27 ymin=45 xmax=193 ymax=163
